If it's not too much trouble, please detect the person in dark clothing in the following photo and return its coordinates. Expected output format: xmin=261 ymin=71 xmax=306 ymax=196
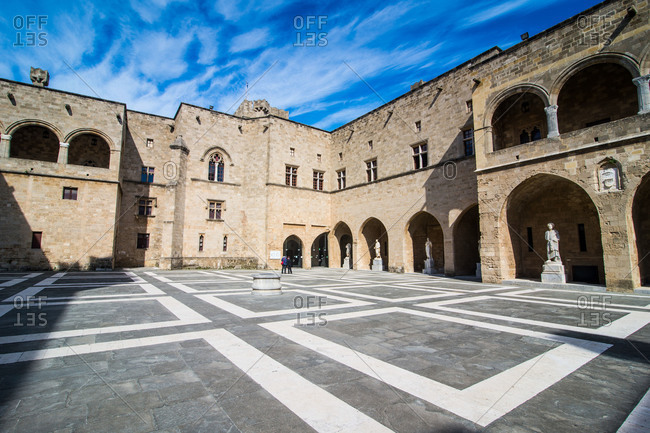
xmin=287 ymin=254 xmax=293 ymax=274
xmin=281 ymin=255 xmax=287 ymax=274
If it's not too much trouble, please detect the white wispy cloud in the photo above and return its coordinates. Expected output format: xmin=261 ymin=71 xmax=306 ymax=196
xmin=230 ymin=28 xmax=271 ymax=53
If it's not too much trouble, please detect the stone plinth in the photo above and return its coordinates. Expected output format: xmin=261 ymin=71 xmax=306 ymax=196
xmin=251 ymin=273 xmax=282 ymax=295
xmin=343 ymin=257 xmax=351 ymax=269
xmin=541 ymin=262 xmax=566 ymax=283
xmin=423 ymin=258 xmax=435 ymax=275
xmin=372 ymin=258 xmax=383 ymax=271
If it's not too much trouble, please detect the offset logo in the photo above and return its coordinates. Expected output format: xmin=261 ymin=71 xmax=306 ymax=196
xmin=293 ymin=15 xmax=328 ymax=47
xmin=13 ymin=15 xmax=48 ymax=47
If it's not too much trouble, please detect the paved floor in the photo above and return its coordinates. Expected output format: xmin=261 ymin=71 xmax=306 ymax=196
xmin=0 ymin=268 xmax=648 ymax=432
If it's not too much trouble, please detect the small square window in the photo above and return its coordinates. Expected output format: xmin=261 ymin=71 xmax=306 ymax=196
xmin=466 ymin=100 xmax=473 ymax=113
xmin=368 ymin=140 xmax=373 ymax=150
xmin=137 ymin=233 xmax=150 ymax=249
xmin=146 ymin=138 xmax=154 ymax=148
xmin=338 ymin=152 xmax=343 ymax=161
xmin=62 ymin=187 xmax=78 ymax=200
xmin=290 ymin=147 xmax=295 ymax=157
xmin=317 ymin=153 xmax=322 ymax=162
xmin=31 ymin=232 xmax=42 ymax=249
xmin=138 ymin=198 xmax=154 ymax=216
xmin=415 ymin=121 xmax=421 ymax=132
xmin=208 ymin=201 xmax=223 ymax=220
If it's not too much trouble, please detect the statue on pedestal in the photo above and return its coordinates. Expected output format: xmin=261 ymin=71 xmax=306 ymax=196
xmin=345 ymin=242 xmax=351 ymax=258
xmin=545 ymin=223 xmax=561 ymax=263
xmin=374 ymin=239 xmax=381 ymax=259
xmin=425 ymin=238 xmax=432 ymax=260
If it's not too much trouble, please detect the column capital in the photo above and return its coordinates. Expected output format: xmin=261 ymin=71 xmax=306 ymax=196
xmin=1 ymin=134 xmax=11 ymax=141
xmin=632 ymin=74 xmax=650 ymax=86
xmin=632 ymin=74 xmax=650 ymax=114
xmin=59 ymin=142 xmax=70 ymax=148
xmin=544 ymin=104 xmax=559 ymax=114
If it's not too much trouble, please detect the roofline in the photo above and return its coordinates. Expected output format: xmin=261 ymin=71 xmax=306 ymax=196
xmin=0 ymin=78 xmax=126 ymax=108
xmin=126 ymin=109 xmax=174 ymax=120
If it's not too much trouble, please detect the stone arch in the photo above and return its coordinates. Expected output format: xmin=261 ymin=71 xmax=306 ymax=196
xmin=405 ymin=211 xmax=444 ymax=273
xmin=640 ymin=44 xmax=650 ymax=75
xmin=358 ymin=217 xmax=389 ymax=271
xmin=68 ymin=132 xmax=111 ymax=168
xmin=199 ymin=146 xmax=232 ymax=162
xmin=331 ymin=221 xmax=353 ymax=269
xmin=64 ymin=128 xmax=116 ymax=150
xmin=550 ymin=53 xmax=641 ymax=104
xmin=310 ymin=232 xmax=329 ymax=267
xmin=485 ymin=84 xmax=550 ymax=151
xmin=6 ymin=119 xmax=63 ymax=139
xmin=453 ymin=204 xmax=480 ymax=276
xmin=632 ymin=172 xmax=650 ymax=286
xmin=283 ymin=234 xmax=303 ymax=268
xmin=501 ymin=173 xmax=604 ymax=284
xmin=8 ymin=122 xmax=61 ymax=163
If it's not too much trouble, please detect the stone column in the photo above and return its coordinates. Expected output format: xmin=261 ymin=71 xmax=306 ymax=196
xmin=544 ymin=105 xmax=560 ymax=138
xmin=57 ymin=142 xmax=69 ymax=164
xmin=0 ymin=134 xmax=11 ymax=158
xmin=632 ymin=74 xmax=650 ymax=114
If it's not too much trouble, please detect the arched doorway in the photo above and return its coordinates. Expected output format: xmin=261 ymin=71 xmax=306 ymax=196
xmin=333 ymin=222 xmax=353 ymax=268
xmin=504 ymin=174 xmax=604 ymax=283
xmin=492 ymin=92 xmax=548 ymax=150
xmin=407 ymin=212 xmax=444 ymax=273
xmin=359 ymin=218 xmax=388 ymax=270
xmin=633 ymin=173 xmax=650 ymax=286
xmin=68 ymin=133 xmax=111 ymax=168
xmin=311 ymin=233 xmax=329 ymax=267
xmin=283 ymin=235 xmax=303 ymax=268
xmin=9 ymin=125 xmax=60 ymax=162
xmin=557 ymin=63 xmax=637 ymax=134
xmin=454 ymin=205 xmax=480 ymax=276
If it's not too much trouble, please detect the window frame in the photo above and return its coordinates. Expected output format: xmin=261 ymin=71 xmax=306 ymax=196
xmin=136 ymin=233 xmax=150 ymax=249
xmin=285 ymin=165 xmax=298 ymax=187
xmin=336 ymin=169 xmax=346 ymax=190
xmin=463 ymin=129 xmax=475 ymax=156
xmin=208 ymin=153 xmax=225 ymax=182
xmin=312 ymin=170 xmax=324 ymax=191
xmin=138 ymin=198 xmax=155 ymax=216
xmin=31 ymin=232 xmax=42 ymax=249
xmin=62 ymin=187 xmax=78 ymax=200
xmin=208 ymin=201 xmax=223 ymax=221
xmin=412 ymin=142 xmax=428 ymax=170
xmin=366 ymin=159 xmax=377 ymax=182
xmin=141 ymin=166 xmax=155 ymax=183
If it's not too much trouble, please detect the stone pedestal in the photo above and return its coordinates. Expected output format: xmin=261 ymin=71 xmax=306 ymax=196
xmin=422 ymin=258 xmax=435 ymax=275
xmin=475 ymin=263 xmax=482 ymax=278
xmin=343 ymin=257 xmax=351 ymax=269
xmin=541 ymin=261 xmax=566 ymax=283
xmin=251 ymin=273 xmax=282 ymax=295
xmin=372 ymin=258 xmax=383 ymax=271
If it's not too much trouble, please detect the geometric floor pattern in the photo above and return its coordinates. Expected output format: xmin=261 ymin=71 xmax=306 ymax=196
xmin=0 ymin=268 xmax=648 ymax=432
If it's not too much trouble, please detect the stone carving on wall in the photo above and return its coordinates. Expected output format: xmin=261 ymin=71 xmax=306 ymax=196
xmin=599 ymin=163 xmax=620 ymax=192
xmin=30 ymin=67 xmax=49 ymax=87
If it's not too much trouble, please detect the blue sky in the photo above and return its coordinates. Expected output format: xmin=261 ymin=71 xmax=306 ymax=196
xmin=1 ymin=0 xmax=602 ymax=130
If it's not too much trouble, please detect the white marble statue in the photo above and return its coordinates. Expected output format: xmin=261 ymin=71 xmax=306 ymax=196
xmin=425 ymin=238 xmax=432 ymax=260
xmin=545 ymin=223 xmax=561 ymax=262
xmin=345 ymin=242 xmax=351 ymax=258
xmin=374 ymin=239 xmax=381 ymax=259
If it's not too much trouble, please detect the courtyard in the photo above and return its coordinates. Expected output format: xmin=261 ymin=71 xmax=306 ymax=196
xmin=0 ymin=268 xmax=648 ymax=432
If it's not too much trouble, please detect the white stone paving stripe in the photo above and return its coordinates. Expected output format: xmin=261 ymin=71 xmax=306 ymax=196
xmin=0 ymin=272 xmax=43 ymax=289
xmin=617 ymin=387 xmax=650 ymax=433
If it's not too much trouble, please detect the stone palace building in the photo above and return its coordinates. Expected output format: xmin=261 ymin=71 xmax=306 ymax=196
xmin=0 ymin=0 xmax=648 ymax=291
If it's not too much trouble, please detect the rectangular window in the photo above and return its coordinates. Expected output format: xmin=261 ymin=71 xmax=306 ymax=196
xmin=141 ymin=166 xmax=154 ymax=183
xmin=31 ymin=232 xmax=42 ymax=249
xmin=198 ymin=234 xmax=204 ymax=252
xmin=578 ymin=223 xmax=587 ymax=252
xmin=290 ymin=147 xmax=295 ymax=156
xmin=368 ymin=140 xmax=373 ymax=150
xmin=313 ymin=171 xmax=324 ymax=191
xmin=337 ymin=169 xmax=346 ymax=190
xmin=463 ymin=129 xmax=474 ymax=156
xmin=285 ymin=166 xmax=297 ymax=187
xmin=223 ymin=235 xmax=228 ymax=252
xmin=466 ymin=100 xmax=473 ymax=113
xmin=415 ymin=121 xmax=421 ymax=132
xmin=146 ymin=138 xmax=154 ymax=148
xmin=412 ymin=143 xmax=428 ymax=169
xmin=366 ymin=159 xmax=377 ymax=182
xmin=317 ymin=154 xmax=322 ymax=162
xmin=338 ymin=152 xmax=343 ymax=161
xmin=138 ymin=198 xmax=154 ymax=216
xmin=526 ymin=227 xmax=533 ymax=252
xmin=62 ymin=187 xmax=78 ymax=200
xmin=137 ymin=233 xmax=150 ymax=249
xmin=208 ymin=201 xmax=223 ymax=220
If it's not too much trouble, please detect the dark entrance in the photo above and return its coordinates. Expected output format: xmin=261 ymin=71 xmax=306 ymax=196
xmin=283 ymin=235 xmax=303 ymax=268
xmin=311 ymin=233 xmax=329 ymax=267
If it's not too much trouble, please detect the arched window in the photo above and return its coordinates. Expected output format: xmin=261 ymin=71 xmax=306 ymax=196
xmin=223 ymin=235 xmax=228 ymax=252
xmin=208 ymin=153 xmax=225 ymax=182
xmin=199 ymin=235 xmax=204 ymax=252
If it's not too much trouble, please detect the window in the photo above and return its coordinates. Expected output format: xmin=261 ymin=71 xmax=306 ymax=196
xmin=137 ymin=233 xmax=150 ymax=249
xmin=412 ymin=143 xmax=428 ymax=169
xmin=337 ymin=169 xmax=346 ymax=190
xmin=223 ymin=235 xmax=228 ymax=252
xmin=526 ymin=227 xmax=533 ymax=252
xmin=313 ymin=171 xmax=324 ymax=191
xmin=141 ymin=166 xmax=154 ymax=183
xmin=290 ymin=147 xmax=295 ymax=157
xmin=368 ymin=140 xmax=373 ymax=150
xmin=415 ymin=121 xmax=421 ymax=132
xmin=62 ymin=187 xmax=78 ymax=200
xmin=463 ymin=129 xmax=474 ymax=156
xmin=146 ymin=138 xmax=154 ymax=148
xmin=366 ymin=159 xmax=377 ymax=182
xmin=317 ymin=154 xmax=322 ymax=162
xmin=466 ymin=100 xmax=473 ymax=113
xmin=578 ymin=224 xmax=587 ymax=252
xmin=31 ymin=232 xmax=42 ymax=249
xmin=338 ymin=152 xmax=343 ymax=161
xmin=138 ymin=198 xmax=154 ymax=216
xmin=208 ymin=153 xmax=225 ymax=182
xmin=208 ymin=201 xmax=223 ymax=220
xmin=285 ymin=166 xmax=297 ymax=187
xmin=199 ymin=234 xmax=204 ymax=252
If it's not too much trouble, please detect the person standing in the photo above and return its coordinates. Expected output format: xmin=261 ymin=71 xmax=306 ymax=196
xmin=281 ymin=255 xmax=287 ymax=274
xmin=287 ymin=254 xmax=293 ymax=274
